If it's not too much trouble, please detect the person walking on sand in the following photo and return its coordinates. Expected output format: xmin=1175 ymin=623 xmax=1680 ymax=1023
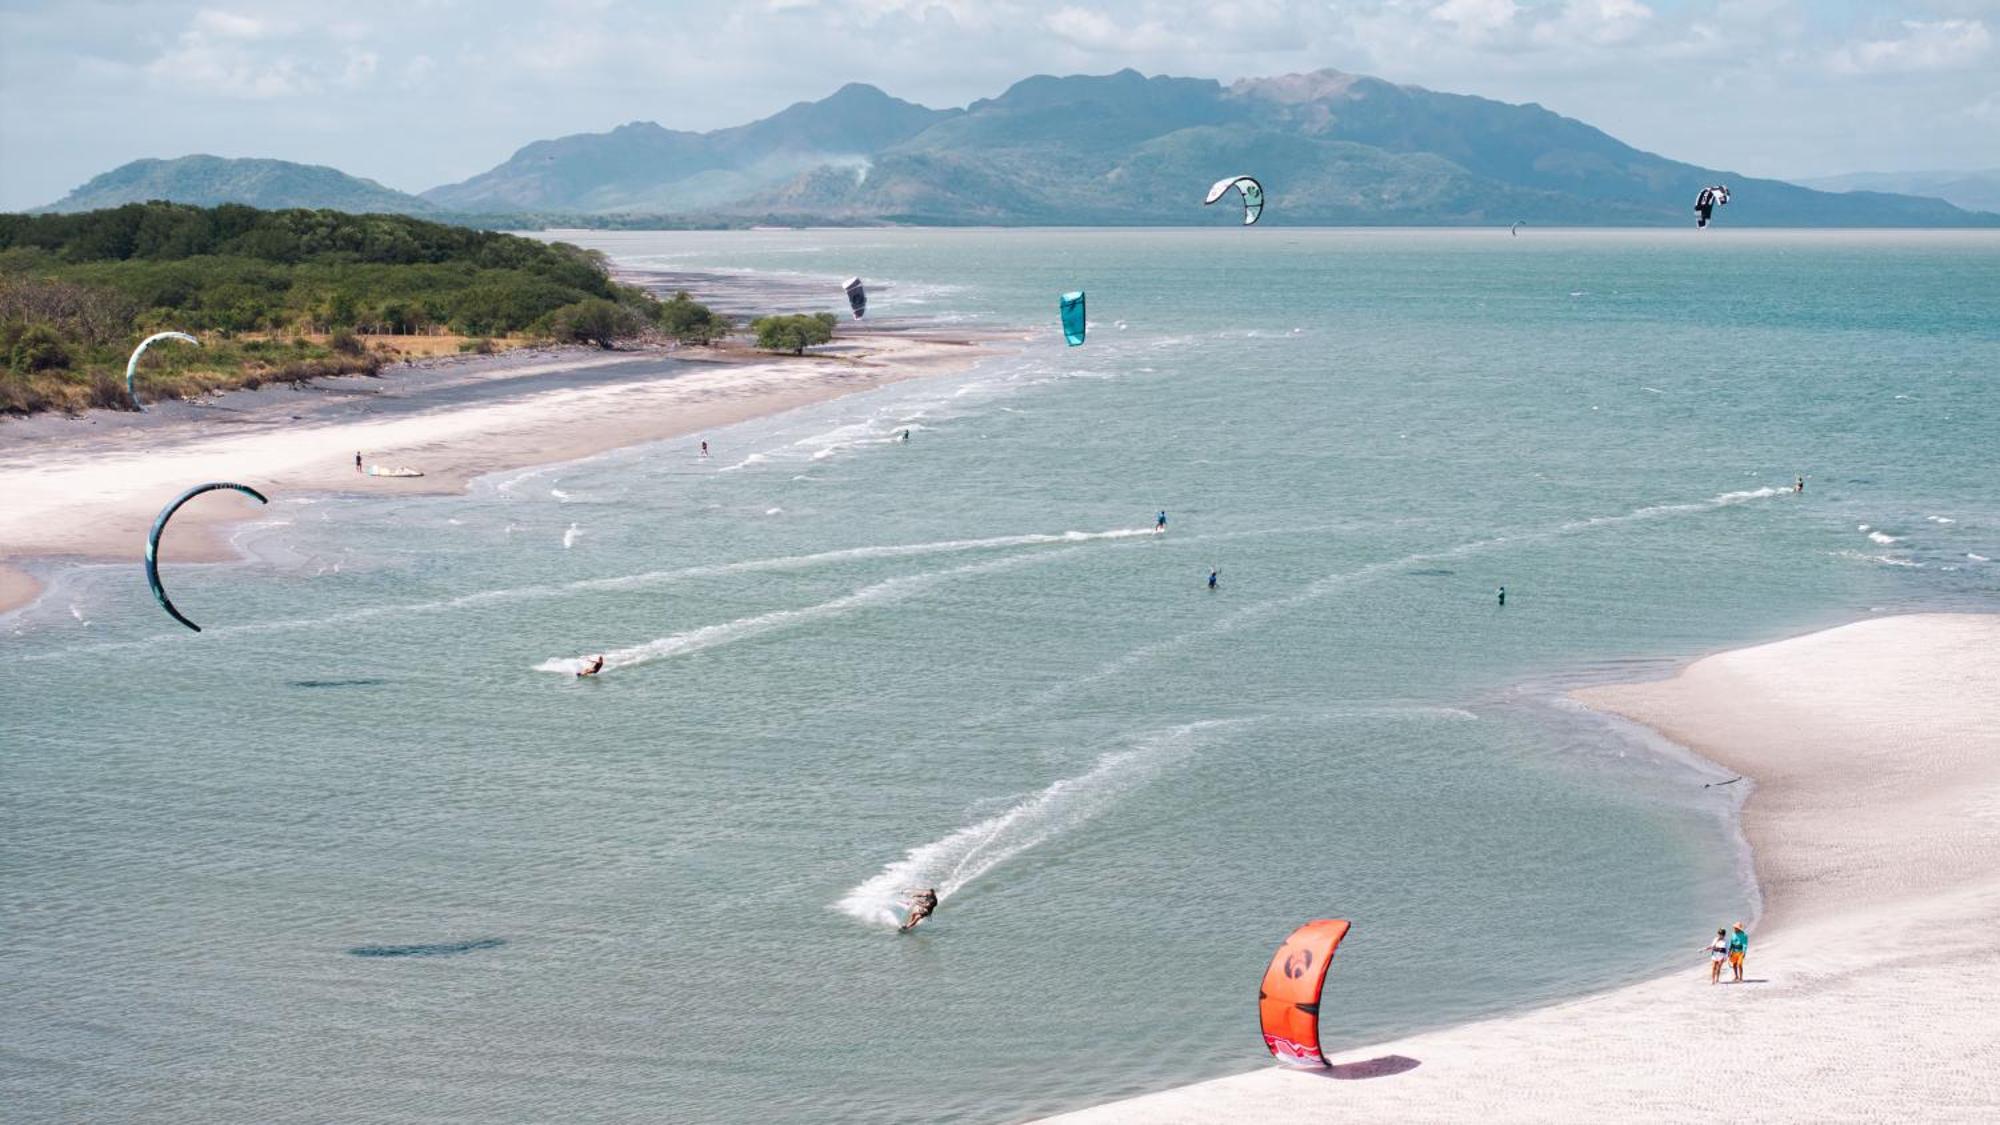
xmin=1728 ymin=922 xmax=1749 ymax=982
xmin=355 ymin=451 xmax=363 ymax=473
xmin=1704 ymin=927 xmax=1729 ymax=984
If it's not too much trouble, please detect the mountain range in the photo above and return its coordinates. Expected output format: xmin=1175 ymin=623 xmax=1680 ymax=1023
xmin=1792 ymin=169 xmax=2000 ymax=215
xmin=32 ymin=70 xmax=1998 ymax=227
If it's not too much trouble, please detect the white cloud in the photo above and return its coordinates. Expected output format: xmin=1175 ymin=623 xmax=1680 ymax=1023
xmin=1828 ymin=19 xmax=1991 ymax=75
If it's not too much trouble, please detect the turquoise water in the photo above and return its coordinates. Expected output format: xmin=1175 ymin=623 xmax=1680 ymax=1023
xmin=4 ymin=230 xmax=1996 ymax=1123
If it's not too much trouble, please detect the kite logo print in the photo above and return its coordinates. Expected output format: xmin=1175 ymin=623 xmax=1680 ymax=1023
xmin=1283 ymin=948 xmax=1313 ymax=979
xmin=1263 ymin=1033 xmax=1325 ymax=1068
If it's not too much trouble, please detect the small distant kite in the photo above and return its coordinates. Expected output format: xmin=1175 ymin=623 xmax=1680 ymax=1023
xmin=1204 ymin=175 xmax=1265 ymax=226
xmin=1510 ymin=220 xmax=1527 ymax=237
xmin=145 ymin=482 xmax=268 ymax=632
xmin=842 ymin=277 xmax=867 ymax=320
xmin=1694 ymin=185 xmax=1730 ymax=229
xmin=125 ymin=331 xmax=199 ymax=411
xmin=1258 ymin=918 xmax=1350 ymax=1068
xmin=1059 ymin=291 xmax=1086 ymax=347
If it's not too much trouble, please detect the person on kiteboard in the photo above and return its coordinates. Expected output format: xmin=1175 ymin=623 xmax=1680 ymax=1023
xmin=578 ymin=654 xmax=606 ymax=677
xmin=1208 ymin=567 xmax=1219 ymax=590
xmin=1156 ymin=510 xmax=1168 ymax=533
xmin=900 ymin=888 xmax=939 ymax=932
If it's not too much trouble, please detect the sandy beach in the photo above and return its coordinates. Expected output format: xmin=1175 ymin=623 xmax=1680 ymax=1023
xmin=0 ymin=329 xmax=1007 ymax=615
xmin=1049 ymin=614 xmax=2000 ymax=1123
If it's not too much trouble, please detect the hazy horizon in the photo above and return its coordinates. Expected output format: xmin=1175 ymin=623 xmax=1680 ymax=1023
xmin=4 ymin=1 xmax=1998 ymax=212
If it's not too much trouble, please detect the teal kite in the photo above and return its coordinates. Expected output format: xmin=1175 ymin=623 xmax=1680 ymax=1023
xmin=145 ymin=482 xmax=268 ymax=632
xmin=1060 ymin=291 xmax=1086 ymax=347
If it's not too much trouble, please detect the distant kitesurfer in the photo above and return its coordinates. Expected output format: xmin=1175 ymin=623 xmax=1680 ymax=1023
xmin=1156 ymin=511 xmax=1168 ymax=533
xmin=578 ymin=654 xmax=606 ymax=677
xmin=1795 ymin=475 xmax=1804 ymax=494
xmin=1208 ymin=568 xmax=1219 ymax=590
xmin=1497 ymin=585 xmax=1507 ymax=607
xmin=700 ymin=441 xmax=710 ymax=458
xmin=900 ymin=429 xmax=911 ymax=442
xmin=900 ymin=888 xmax=939 ymax=932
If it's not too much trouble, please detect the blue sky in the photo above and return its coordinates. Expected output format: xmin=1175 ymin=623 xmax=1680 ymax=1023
xmin=2 ymin=0 xmax=1995 ymax=210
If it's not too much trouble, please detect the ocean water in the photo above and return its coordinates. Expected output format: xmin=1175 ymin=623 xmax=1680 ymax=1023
xmin=3 ymin=229 xmax=1997 ymax=1123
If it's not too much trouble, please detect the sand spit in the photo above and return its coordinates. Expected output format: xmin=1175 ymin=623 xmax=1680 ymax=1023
xmin=1048 ymin=614 xmax=2000 ymax=1123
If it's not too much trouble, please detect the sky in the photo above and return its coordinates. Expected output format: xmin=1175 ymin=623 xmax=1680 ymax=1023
xmin=2 ymin=0 xmax=1996 ymax=210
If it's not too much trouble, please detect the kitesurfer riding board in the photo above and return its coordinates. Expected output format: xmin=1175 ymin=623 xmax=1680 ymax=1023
xmin=899 ymin=888 xmax=939 ymax=932
xmin=577 ymin=655 xmax=606 ymax=678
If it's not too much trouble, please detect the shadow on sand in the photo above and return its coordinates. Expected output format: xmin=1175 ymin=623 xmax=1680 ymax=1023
xmin=1319 ymin=1054 xmax=1422 ymax=1081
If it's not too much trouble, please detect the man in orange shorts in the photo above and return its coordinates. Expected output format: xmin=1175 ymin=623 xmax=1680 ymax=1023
xmin=1727 ymin=922 xmax=1749 ymax=982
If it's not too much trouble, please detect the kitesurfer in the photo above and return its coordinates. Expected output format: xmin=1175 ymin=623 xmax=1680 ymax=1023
xmin=578 ymin=654 xmax=606 ymax=677
xmin=1156 ymin=511 xmax=1168 ymax=533
xmin=900 ymin=429 xmax=910 ymax=443
xmin=900 ymin=888 xmax=939 ymax=932
xmin=1795 ymin=475 xmax=1804 ymax=494
xmin=701 ymin=441 xmax=710 ymax=459
xmin=1208 ymin=567 xmax=1219 ymax=590
xmin=1497 ymin=585 xmax=1507 ymax=607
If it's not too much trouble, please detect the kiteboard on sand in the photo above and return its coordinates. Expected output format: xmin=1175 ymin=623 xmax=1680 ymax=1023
xmin=367 ymin=465 xmax=425 ymax=478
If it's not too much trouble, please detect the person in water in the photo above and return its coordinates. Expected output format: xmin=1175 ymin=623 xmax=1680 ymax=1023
xmin=700 ymin=441 xmax=709 ymax=458
xmin=578 ymin=654 xmax=606 ymax=677
xmin=1497 ymin=585 xmax=1507 ymax=607
xmin=1728 ymin=922 xmax=1750 ymax=982
xmin=1155 ymin=511 xmax=1168 ymax=533
xmin=1208 ymin=567 xmax=1219 ymax=590
xmin=900 ymin=888 xmax=939 ymax=932
xmin=1795 ymin=475 xmax=1805 ymax=494
xmin=900 ymin=429 xmax=911 ymax=442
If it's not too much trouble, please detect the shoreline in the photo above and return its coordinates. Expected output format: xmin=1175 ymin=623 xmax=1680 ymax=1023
xmin=0 ymin=327 xmax=1019 ymax=617
xmin=1047 ymin=613 xmax=2000 ymax=1122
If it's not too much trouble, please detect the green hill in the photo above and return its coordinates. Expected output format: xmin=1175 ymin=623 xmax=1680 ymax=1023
xmin=38 ymin=156 xmax=435 ymax=215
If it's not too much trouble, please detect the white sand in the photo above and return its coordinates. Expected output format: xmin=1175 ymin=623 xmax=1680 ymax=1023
xmin=1047 ymin=614 xmax=2000 ymax=1123
xmin=0 ymin=333 xmax=997 ymax=612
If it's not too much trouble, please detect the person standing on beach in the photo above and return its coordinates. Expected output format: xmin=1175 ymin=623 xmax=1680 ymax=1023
xmin=355 ymin=452 xmax=363 ymax=473
xmin=1704 ymin=927 xmax=1729 ymax=984
xmin=1728 ymin=922 xmax=1749 ymax=982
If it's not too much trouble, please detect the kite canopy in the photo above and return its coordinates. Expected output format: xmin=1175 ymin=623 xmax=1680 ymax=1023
xmin=843 ymin=277 xmax=867 ymax=320
xmin=145 ymin=481 xmax=269 ymax=632
xmin=1204 ymin=175 xmax=1265 ymax=225
xmin=1258 ymin=918 xmax=1350 ymax=1068
xmin=125 ymin=331 xmax=199 ymax=411
xmin=1694 ymin=185 xmax=1731 ymax=228
xmin=1510 ymin=220 xmax=1526 ymax=236
xmin=1059 ymin=291 xmax=1086 ymax=347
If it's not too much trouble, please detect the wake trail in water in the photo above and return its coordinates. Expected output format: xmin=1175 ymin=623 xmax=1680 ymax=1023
xmin=1046 ymin=485 xmax=1793 ymax=704
xmin=833 ymin=721 xmax=1232 ymax=928
xmin=18 ymin=527 xmax=1157 ymax=662
xmin=535 ymin=546 xmax=1094 ymax=675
